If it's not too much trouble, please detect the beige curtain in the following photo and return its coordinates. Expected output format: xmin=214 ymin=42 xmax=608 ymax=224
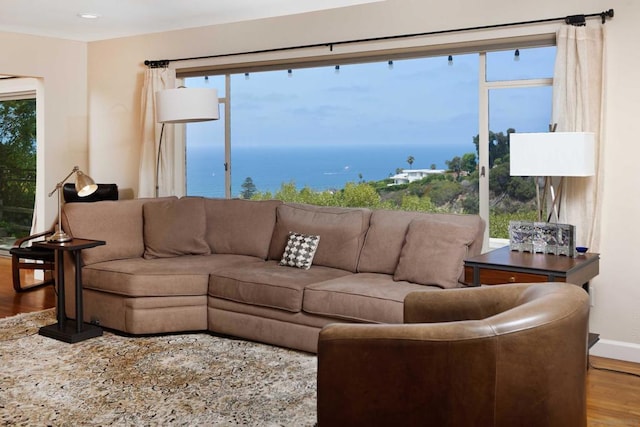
xmin=138 ymin=67 xmax=176 ymax=198
xmin=551 ymin=24 xmax=605 ymax=250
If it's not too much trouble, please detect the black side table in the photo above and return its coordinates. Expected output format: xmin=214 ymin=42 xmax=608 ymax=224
xmin=34 ymin=238 xmax=105 ymax=343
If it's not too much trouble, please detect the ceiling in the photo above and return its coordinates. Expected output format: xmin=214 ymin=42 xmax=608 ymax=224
xmin=0 ymin=0 xmax=383 ymax=42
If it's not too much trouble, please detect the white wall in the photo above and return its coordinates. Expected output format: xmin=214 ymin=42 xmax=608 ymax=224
xmin=4 ymin=0 xmax=639 ymax=359
xmin=587 ymin=0 xmax=640 ymax=361
xmin=0 ymin=32 xmax=88 ymax=233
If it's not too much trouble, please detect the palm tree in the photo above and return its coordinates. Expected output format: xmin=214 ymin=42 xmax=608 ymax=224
xmin=406 ymin=156 xmax=414 ymax=169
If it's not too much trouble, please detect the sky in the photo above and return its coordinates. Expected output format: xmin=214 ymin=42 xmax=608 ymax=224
xmin=182 ymin=46 xmax=556 ymax=195
xmin=185 ymin=45 xmax=555 ymax=151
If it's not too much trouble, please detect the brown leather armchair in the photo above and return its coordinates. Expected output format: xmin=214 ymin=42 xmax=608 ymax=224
xmin=317 ymin=283 xmax=589 ymax=427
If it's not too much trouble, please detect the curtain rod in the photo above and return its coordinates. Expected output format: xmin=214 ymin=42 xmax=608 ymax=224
xmin=144 ymin=8 xmax=613 ymax=68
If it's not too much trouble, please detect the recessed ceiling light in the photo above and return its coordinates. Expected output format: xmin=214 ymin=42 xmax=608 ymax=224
xmin=78 ymin=13 xmax=101 ymax=19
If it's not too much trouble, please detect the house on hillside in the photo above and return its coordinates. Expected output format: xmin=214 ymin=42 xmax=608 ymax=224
xmin=389 ymin=169 xmax=445 ymax=185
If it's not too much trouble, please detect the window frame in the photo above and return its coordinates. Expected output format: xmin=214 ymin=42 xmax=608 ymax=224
xmin=174 ymin=34 xmax=556 ymax=251
xmin=478 ymin=52 xmax=554 ymax=248
xmin=0 ymin=77 xmax=40 ymax=243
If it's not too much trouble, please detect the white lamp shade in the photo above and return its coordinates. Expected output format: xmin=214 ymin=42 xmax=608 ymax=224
xmin=156 ymin=88 xmax=219 ymax=123
xmin=510 ymin=132 xmax=595 ymax=177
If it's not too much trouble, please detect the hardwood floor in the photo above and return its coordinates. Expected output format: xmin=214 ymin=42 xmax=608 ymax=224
xmin=587 ymin=358 xmax=640 ymax=426
xmin=0 ymin=254 xmax=55 ymax=318
xmin=0 ymin=256 xmax=639 ymax=425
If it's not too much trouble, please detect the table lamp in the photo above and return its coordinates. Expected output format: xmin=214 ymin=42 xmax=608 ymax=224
xmin=47 ymin=166 xmax=97 ymax=242
xmin=510 ymin=132 xmax=595 ymax=222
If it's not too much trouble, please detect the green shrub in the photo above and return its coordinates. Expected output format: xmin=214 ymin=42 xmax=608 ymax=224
xmin=490 ymin=210 xmax=538 ymax=239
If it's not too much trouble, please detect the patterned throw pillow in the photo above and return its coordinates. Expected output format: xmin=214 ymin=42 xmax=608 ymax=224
xmin=279 ymin=232 xmax=320 ymax=270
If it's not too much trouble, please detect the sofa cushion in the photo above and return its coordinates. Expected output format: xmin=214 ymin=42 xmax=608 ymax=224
xmin=358 ymin=209 xmax=485 ymax=275
xmin=279 ymin=231 xmax=320 ymax=270
xmin=61 ymin=198 xmax=157 ymax=265
xmin=209 ymin=260 xmax=352 ymax=312
xmin=303 ymin=273 xmax=436 ymax=323
xmin=268 ymin=203 xmax=371 ymax=272
xmin=204 ymin=198 xmax=281 ymax=259
xmin=143 ymin=197 xmax=210 ymax=259
xmin=82 ymin=254 xmax=263 ymax=297
xmin=393 ymin=219 xmax=477 ymax=289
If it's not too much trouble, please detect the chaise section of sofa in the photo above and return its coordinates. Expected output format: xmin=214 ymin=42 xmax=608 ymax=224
xmin=81 ymin=254 xmax=264 ymax=334
xmin=61 ymin=197 xmax=270 ymax=334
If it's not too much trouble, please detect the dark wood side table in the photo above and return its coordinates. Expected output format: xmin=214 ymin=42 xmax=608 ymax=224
xmin=34 ymin=238 xmax=105 ymax=343
xmin=464 ymin=246 xmax=599 ymax=289
xmin=463 ymin=245 xmax=600 ymax=347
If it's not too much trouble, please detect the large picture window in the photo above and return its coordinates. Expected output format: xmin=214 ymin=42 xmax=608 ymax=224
xmin=0 ymin=79 xmax=37 ymax=250
xmin=183 ymin=45 xmax=555 ymax=246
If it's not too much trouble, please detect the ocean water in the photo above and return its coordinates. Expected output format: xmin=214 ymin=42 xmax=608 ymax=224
xmin=186 ymin=143 xmax=471 ymax=198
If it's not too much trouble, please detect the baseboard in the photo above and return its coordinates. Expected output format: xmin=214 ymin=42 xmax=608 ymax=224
xmin=590 ymin=338 xmax=640 ymax=363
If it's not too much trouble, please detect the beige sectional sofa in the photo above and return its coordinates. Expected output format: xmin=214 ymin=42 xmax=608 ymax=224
xmin=61 ymin=197 xmax=485 ymax=353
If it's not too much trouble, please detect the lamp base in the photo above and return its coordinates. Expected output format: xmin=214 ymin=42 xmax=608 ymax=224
xmin=48 ymin=231 xmax=72 ymax=243
xmin=40 ymin=321 xmax=103 ymax=343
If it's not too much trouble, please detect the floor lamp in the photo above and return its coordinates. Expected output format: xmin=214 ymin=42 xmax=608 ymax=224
xmin=510 ymin=132 xmax=595 ymax=222
xmin=155 ymin=87 xmax=219 ymax=197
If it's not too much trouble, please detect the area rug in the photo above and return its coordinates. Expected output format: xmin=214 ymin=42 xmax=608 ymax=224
xmin=0 ymin=310 xmax=317 ymax=425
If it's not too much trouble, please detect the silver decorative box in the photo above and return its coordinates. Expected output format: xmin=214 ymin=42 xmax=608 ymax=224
xmin=509 ymin=221 xmax=576 ymax=257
